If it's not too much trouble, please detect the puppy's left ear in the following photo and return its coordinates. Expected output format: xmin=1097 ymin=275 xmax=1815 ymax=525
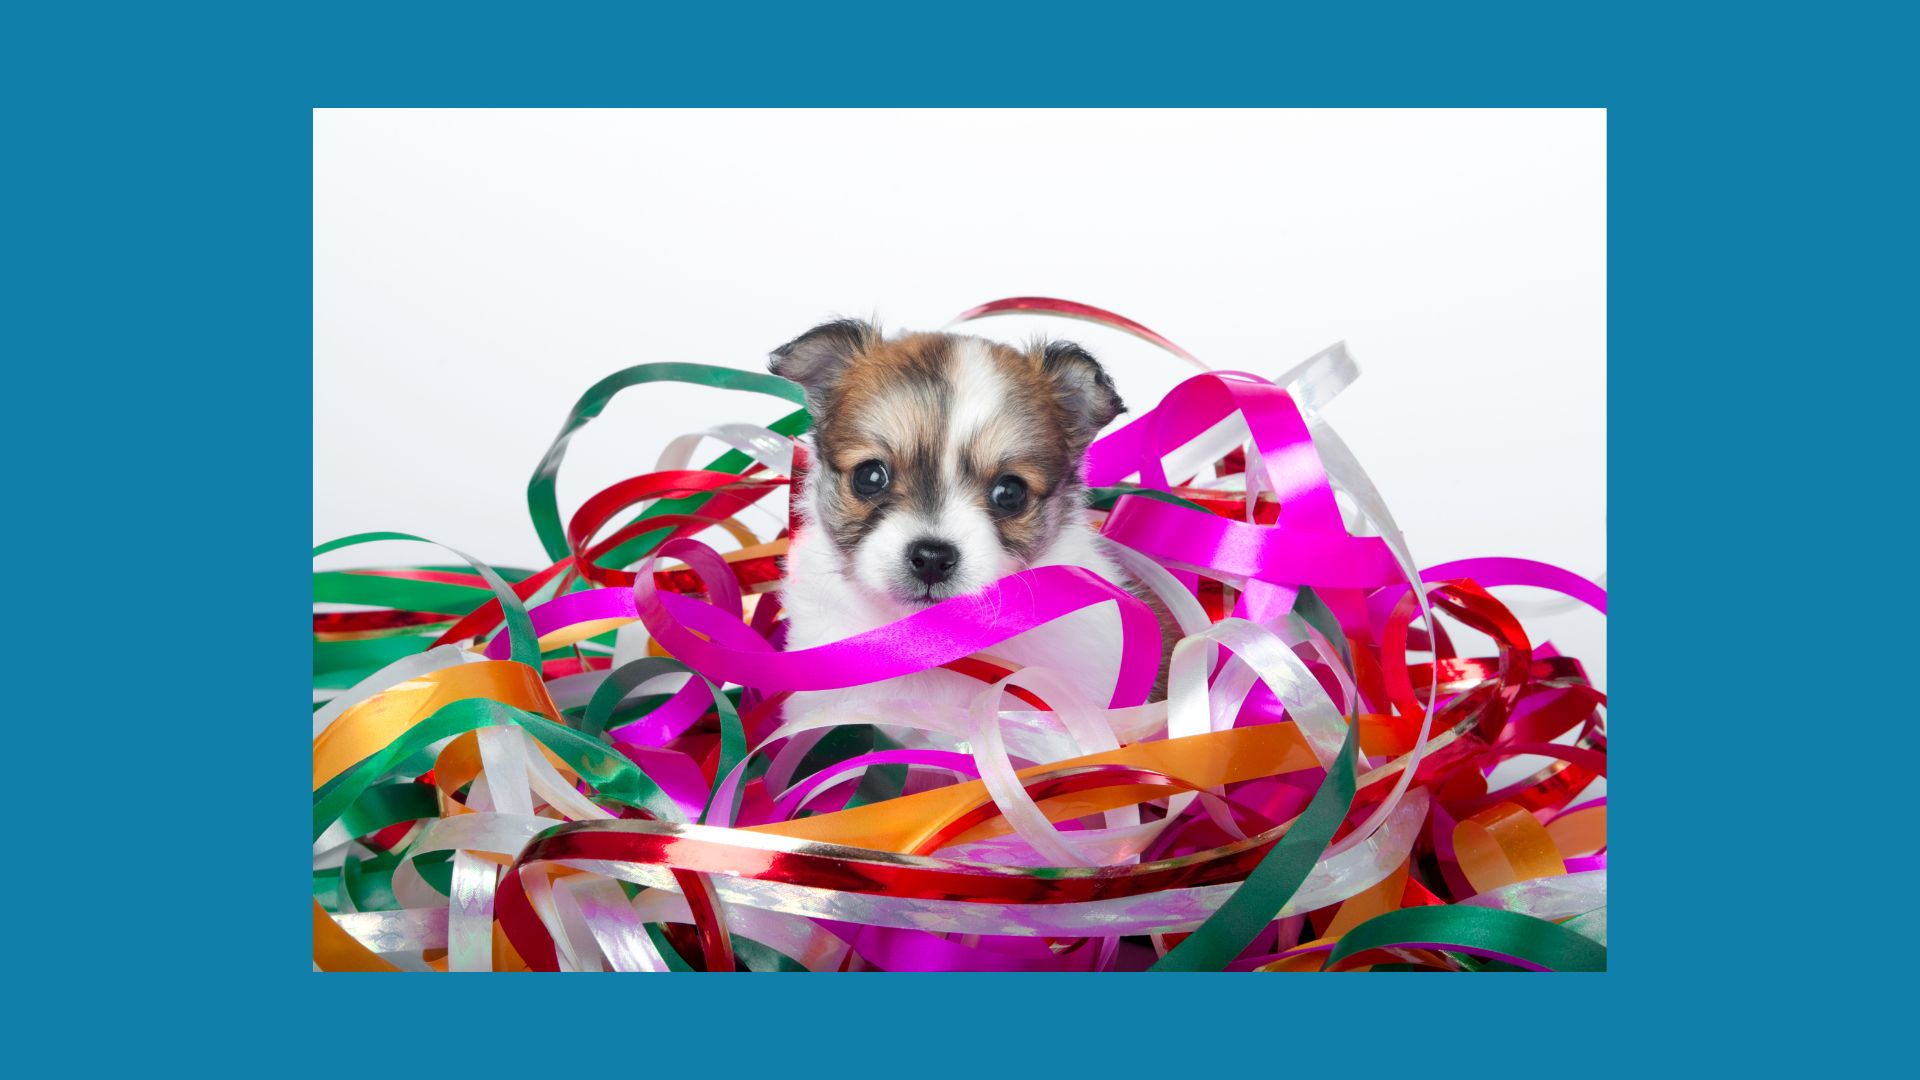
xmin=1040 ymin=340 xmax=1127 ymax=447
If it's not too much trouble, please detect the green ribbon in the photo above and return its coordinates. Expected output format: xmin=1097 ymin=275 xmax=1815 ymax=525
xmin=643 ymin=924 xmax=696 ymax=971
xmin=310 ymin=366 xmax=1608 ymax=974
xmin=793 ymin=725 xmax=878 ymax=779
xmin=314 ymin=636 xmax=433 ymax=685
xmin=1293 ymin=586 xmax=1352 ymax=671
xmin=640 ymin=926 xmax=808 ymax=972
xmin=1151 ymin=717 xmax=1360 ymax=971
xmin=414 ymin=850 xmax=454 ymax=896
xmin=339 ymin=850 xmax=400 ymax=912
xmin=1086 ymin=485 xmax=1212 ymax=514
xmin=337 ymin=781 xmax=439 ymax=839
xmin=582 ymin=657 xmax=699 ymax=740
xmin=313 ymin=532 xmax=540 ymax=668
xmin=780 ymin=724 xmax=908 ymax=814
xmin=524 ymin=362 xmax=808 ymax=566
xmin=314 ymin=572 xmax=494 ymax=616
xmin=594 ymin=408 xmax=810 ymax=576
xmin=731 ymin=936 xmax=810 ymax=973
xmin=1323 ymin=905 xmax=1608 ymax=972
xmin=844 ymin=728 xmax=907 ymax=809
xmin=581 ymin=656 xmax=745 ymax=823
xmin=313 ymin=698 xmax=684 ymax=843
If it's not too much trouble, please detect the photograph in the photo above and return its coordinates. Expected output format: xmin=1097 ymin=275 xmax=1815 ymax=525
xmin=312 ymin=108 xmax=1607 ymax=972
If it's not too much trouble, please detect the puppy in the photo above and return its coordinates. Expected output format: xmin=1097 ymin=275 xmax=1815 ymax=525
xmin=770 ymin=319 xmax=1167 ymax=727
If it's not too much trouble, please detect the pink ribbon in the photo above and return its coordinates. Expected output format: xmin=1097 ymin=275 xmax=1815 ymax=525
xmin=491 ymin=550 xmax=1161 ymax=708
xmin=1102 ymin=495 xmax=1402 ymax=589
xmin=1088 ymin=371 xmax=1360 ymax=626
xmin=817 ymin=920 xmax=1108 ymax=973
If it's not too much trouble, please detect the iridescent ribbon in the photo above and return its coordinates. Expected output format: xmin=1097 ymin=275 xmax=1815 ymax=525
xmin=314 ymin=297 xmax=1606 ymax=973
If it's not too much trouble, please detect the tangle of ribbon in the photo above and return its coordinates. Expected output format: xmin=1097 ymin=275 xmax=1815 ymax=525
xmin=313 ymin=296 xmax=1606 ymax=973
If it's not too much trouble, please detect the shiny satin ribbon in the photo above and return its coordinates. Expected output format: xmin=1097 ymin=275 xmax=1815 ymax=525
xmin=494 ymin=554 xmax=1163 ymax=708
xmin=315 ymin=297 xmax=1605 ymax=973
xmin=947 ymin=296 xmax=1211 ymax=371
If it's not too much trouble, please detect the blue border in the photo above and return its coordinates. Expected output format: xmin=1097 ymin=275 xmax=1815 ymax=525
xmin=16 ymin=0 xmax=1893 ymax=1069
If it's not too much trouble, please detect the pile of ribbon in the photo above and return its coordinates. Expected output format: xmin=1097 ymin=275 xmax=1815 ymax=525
xmin=313 ymin=297 xmax=1607 ymax=972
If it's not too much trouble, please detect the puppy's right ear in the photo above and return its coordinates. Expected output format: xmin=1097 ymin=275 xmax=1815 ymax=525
xmin=769 ymin=319 xmax=876 ymax=414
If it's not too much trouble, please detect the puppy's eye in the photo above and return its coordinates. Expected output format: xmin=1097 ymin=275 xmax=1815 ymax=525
xmin=850 ymin=459 xmax=891 ymax=497
xmin=989 ymin=475 xmax=1029 ymax=514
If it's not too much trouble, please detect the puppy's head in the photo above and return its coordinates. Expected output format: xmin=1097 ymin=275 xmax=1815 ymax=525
xmin=771 ymin=319 xmax=1125 ymax=606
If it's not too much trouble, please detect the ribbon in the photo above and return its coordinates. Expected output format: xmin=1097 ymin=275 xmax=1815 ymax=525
xmin=313 ymin=297 xmax=1605 ymax=972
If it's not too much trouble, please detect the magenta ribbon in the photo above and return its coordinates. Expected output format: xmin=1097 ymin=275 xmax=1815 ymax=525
xmin=1087 ymin=370 xmax=1362 ymax=626
xmin=1087 ymin=373 xmax=1338 ymax=520
xmin=424 ymin=316 xmax=1614 ymax=971
xmin=480 ymin=578 xmax=718 ymax=746
xmin=607 ymin=740 xmax=713 ymax=820
xmin=492 ymin=369 xmax=1416 ymax=703
xmin=816 ymin=920 xmax=1108 ymax=972
xmin=470 ymin=367 xmax=1608 ymax=866
xmin=634 ymin=546 xmax=1161 ymax=708
xmin=1101 ymin=495 xmax=1402 ymax=589
xmin=489 ymin=546 xmax=1161 ymax=708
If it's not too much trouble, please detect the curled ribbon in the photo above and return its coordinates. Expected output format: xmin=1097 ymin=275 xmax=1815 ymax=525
xmin=313 ymin=297 xmax=1605 ymax=972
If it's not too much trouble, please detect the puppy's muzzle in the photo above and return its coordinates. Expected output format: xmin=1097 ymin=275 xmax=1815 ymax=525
xmin=907 ymin=539 xmax=960 ymax=586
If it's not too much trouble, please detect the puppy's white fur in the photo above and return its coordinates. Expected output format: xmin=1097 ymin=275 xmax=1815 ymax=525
xmin=781 ymin=335 xmax=1129 ymax=724
xmin=781 ymin=498 xmax=1129 ymax=722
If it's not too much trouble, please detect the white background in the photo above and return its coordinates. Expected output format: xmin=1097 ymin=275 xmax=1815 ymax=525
xmin=314 ymin=108 xmax=1605 ymax=688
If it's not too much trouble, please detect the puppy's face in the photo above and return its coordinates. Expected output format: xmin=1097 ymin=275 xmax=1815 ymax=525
xmin=771 ymin=322 xmax=1125 ymax=607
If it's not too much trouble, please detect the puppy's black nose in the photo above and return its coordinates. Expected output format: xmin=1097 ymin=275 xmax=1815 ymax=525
xmin=907 ymin=540 xmax=960 ymax=586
